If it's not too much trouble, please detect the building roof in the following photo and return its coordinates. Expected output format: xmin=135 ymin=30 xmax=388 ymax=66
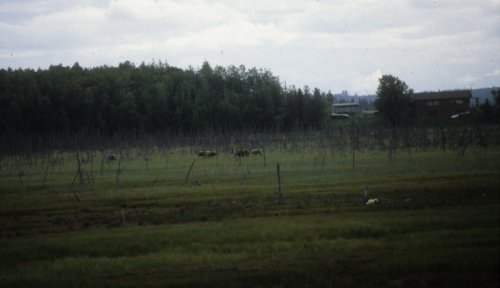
xmin=333 ymin=103 xmax=359 ymax=107
xmin=412 ymin=90 xmax=471 ymax=101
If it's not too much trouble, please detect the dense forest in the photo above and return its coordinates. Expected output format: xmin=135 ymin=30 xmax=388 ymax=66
xmin=0 ymin=61 xmax=333 ymax=135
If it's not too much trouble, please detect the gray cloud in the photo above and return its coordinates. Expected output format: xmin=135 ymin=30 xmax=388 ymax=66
xmin=0 ymin=0 xmax=498 ymax=94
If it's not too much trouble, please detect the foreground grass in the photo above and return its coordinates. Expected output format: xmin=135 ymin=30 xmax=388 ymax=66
xmin=1 ymin=205 xmax=498 ymax=287
xmin=0 ymin=146 xmax=499 ymax=287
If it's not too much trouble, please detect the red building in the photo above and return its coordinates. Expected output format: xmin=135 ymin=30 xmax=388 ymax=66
xmin=412 ymin=90 xmax=472 ymax=118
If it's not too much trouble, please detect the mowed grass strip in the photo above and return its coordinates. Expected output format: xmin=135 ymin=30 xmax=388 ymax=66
xmin=0 ymin=205 xmax=498 ymax=287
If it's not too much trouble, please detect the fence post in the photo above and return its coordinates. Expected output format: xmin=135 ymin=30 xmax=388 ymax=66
xmin=277 ymin=163 xmax=283 ymax=203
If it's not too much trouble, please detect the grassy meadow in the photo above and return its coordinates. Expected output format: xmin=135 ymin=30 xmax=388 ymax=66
xmin=0 ymin=138 xmax=499 ymax=287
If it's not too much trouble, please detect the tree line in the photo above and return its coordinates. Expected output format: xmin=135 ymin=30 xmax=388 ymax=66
xmin=0 ymin=61 xmax=333 ymax=135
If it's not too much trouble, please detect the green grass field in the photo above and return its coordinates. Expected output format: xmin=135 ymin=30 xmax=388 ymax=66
xmin=0 ymin=144 xmax=499 ymax=287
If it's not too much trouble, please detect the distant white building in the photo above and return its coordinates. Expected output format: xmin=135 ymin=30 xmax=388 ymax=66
xmin=332 ymin=103 xmax=359 ymax=115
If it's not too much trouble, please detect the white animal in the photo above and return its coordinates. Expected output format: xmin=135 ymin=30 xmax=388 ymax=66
xmin=366 ymin=198 xmax=379 ymax=205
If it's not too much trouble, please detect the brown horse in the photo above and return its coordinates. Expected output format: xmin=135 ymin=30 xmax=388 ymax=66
xmin=232 ymin=149 xmax=249 ymax=157
xmin=106 ymin=155 xmax=117 ymax=163
xmin=206 ymin=150 xmax=217 ymax=157
xmin=197 ymin=150 xmax=217 ymax=158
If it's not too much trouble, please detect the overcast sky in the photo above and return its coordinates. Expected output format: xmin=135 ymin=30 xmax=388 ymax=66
xmin=1 ymin=0 xmax=499 ymax=94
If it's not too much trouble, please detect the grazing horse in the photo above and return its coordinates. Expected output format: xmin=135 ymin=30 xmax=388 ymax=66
xmin=206 ymin=150 xmax=217 ymax=157
xmin=106 ymin=155 xmax=117 ymax=163
xmin=232 ymin=149 xmax=249 ymax=157
xmin=197 ymin=150 xmax=217 ymax=158
xmin=250 ymin=149 xmax=264 ymax=155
